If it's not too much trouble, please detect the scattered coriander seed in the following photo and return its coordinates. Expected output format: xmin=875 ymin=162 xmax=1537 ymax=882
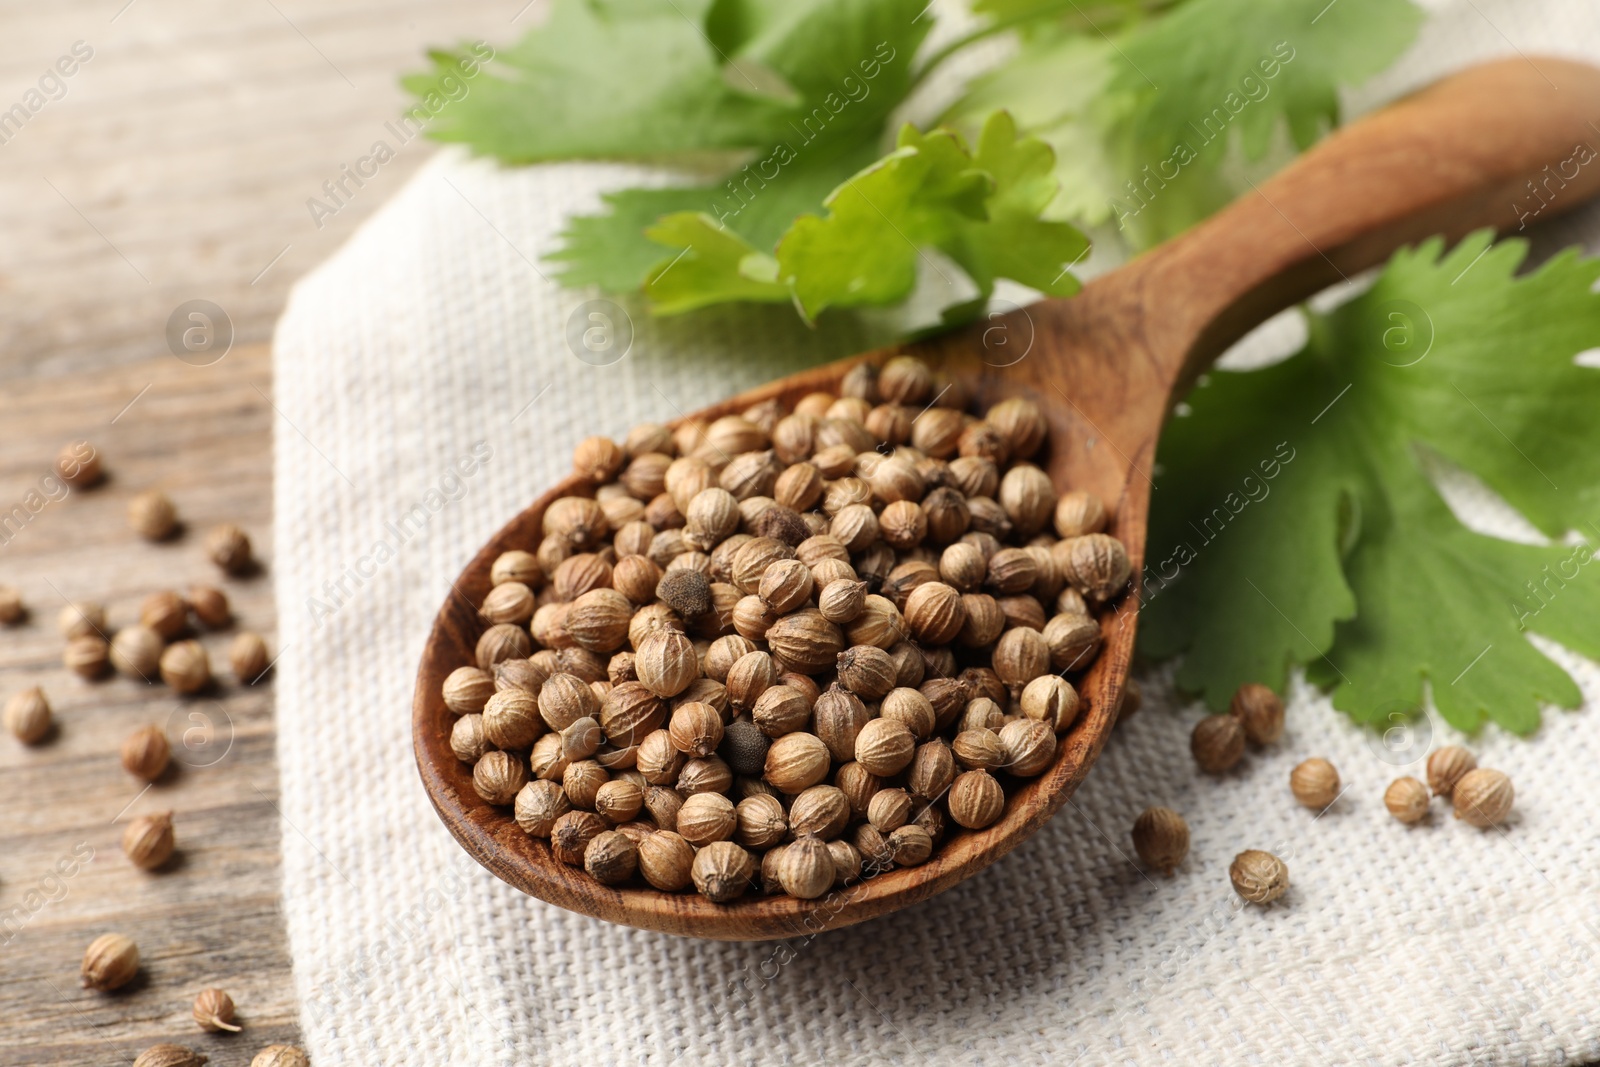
xmin=188 ymin=585 xmax=231 ymax=628
xmin=80 ymin=932 xmax=140 ymax=990
xmin=111 ymin=625 xmax=165 ymax=680
xmin=160 ymin=639 xmax=212 ymax=694
xmin=142 ymin=590 xmax=190 ymax=639
xmin=0 ymin=585 xmax=23 ymax=624
xmin=64 ymin=635 xmax=110 ymax=679
xmin=206 ymin=523 xmax=254 ymax=574
xmin=1190 ymin=714 xmax=1245 ymax=774
xmin=1452 ymin=767 xmax=1513 ymax=827
xmin=251 ymin=1047 xmax=309 ymax=1067
xmin=1231 ymin=682 xmax=1284 ymax=745
xmin=122 ymin=812 xmax=176 ymax=870
xmin=4 ymin=687 xmax=51 ymax=744
xmin=122 ymin=724 xmax=171 ymax=780
xmin=134 ymin=1045 xmax=208 ymax=1067
xmin=56 ymin=440 xmax=102 ymax=487
xmin=1229 ymin=849 xmax=1289 ymax=904
xmin=193 ymin=987 xmax=242 ymax=1032
xmin=1384 ymin=777 xmax=1430 ymax=824
xmin=129 ymin=489 xmax=178 ymax=540
xmin=58 ymin=600 xmax=105 ymax=640
xmin=1131 ymin=807 xmax=1189 ymax=875
xmin=1426 ymin=745 xmax=1477 ymax=797
xmin=1289 ymin=758 xmax=1341 ymax=810
xmin=230 ymin=632 xmax=271 ymax=683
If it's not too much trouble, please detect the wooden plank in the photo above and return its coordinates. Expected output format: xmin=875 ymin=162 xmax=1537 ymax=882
xmin=0 ymin=344 xmax=300 ymax=1064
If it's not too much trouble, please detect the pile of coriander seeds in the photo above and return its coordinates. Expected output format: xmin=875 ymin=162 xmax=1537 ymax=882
xmin=441 ymin=354 xmax=1131 ymax=903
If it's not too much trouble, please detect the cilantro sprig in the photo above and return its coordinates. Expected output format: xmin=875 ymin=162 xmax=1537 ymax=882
xmin=407 ymin=0 xmax=1422 ymax=319
xmin=1143 ymin=233 xmax=1600 ymax=733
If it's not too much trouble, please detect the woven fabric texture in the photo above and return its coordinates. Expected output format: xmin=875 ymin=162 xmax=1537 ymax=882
xmin=271 ymin=2 xmax=1600 ymax=1062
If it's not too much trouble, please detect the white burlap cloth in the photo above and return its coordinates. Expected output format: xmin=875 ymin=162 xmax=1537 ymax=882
xmin=272 ymin=2 xmax=1600 ymax=1062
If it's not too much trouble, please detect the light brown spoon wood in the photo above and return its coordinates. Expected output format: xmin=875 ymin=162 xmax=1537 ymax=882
xmin=415 ymin=57 xmax=1600 ymax=940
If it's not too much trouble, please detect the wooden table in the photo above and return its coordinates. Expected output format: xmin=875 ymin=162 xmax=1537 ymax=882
xmin=0 ymin=2 xmax=522 ymax=1061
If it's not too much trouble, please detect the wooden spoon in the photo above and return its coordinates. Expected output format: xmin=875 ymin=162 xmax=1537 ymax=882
xmin=415 ymin=57 xmax=1600 ymax=940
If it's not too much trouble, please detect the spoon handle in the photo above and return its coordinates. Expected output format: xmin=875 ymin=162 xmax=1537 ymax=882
xmin=1134 ymin=55 xmax=1600 ymax=395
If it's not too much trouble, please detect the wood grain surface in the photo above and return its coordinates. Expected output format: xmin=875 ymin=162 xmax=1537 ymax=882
xmin=0 ymin=344 xmax=297 ymax=1064
xmin=0 ymin=1 xmax=522 ymax=1061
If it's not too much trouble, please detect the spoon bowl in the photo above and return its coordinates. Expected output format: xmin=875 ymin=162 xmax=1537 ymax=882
xmin=415 ymin=57 xmax=1600 ymax=940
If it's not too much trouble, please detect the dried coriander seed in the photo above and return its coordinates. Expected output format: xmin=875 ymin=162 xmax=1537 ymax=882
xmin=1384 ymin=777 xmax=1430 ymax=824
xmin=64 ymin=635 xmax=110 ymax=677
xmin=251 ymin=1047 xmax=309 ymax=1067
xmin=59 ymin=600 xmax=105 ymax=639
xmin=230 ymin=632 xmax=271 ymax=683
xmin=0 ymin=585 xmax=22 ymax=624
xmin=473 ymin=750 xmax=528 ymax=805
xmin=142 ymin=590 xmax=190 ymax=640
xmin=638 ymin=830 xmax=695 ymax=891
xmin=188 ymin=585 xmax=231 ymax=628
xmin=1453 ymin=767 xmax=1513 ymax=827
xmin=691 ymin=841 xmax=754 ymax=902
xmin=205 ymin=523 xmax=254 ymax=574
xmin=122 ymin=812 xmax=176 ymax=870
xmin=129 ymin=490 xmax=178 ymax=540
xmin=443 ymin=666 xmax=496 ymax=714
xmin=1229 ymin=849 xmax=1289 ymax=904
xmin=450 ymin=715 xmax=489 ymax=763
xmin=1231 ymin=683 xmax=1284 ymax=745
xmin=491 ymin=549 xmax=542 ymax=587
xmin=134 ymin=1045 xmax=208 ymax=1067
xmin=776 ymin=835 xmax=834 ymax=899
xmin=1289 ymin=758 xmax=1340 ymax=810
xmin=1053 ymin=490 xmax=1107 ymax=538
xmin=1190 ymin=714 xmax=1245 ymax=774
xmin=81 ymin=932 xmax=139 ymax=990
xmin=4 ymin=687 xmax=51 ymax=744
xmin=948 ymin=769 xmax=1005 ymax=829
xmin=584 ymin=830 xmax=639 ymax=885
xmin=160 ymin=640 xmax=212 ymax=694
xmin=1131 ymin=806 xmax=1189 ymax=875
xmin=193 ymin=987 xmax=242 ymax=1032
xmin=1426 ymin=745 xmax=1476 ymax=797
xmin=122 ymin=724 xmax=171 ymax=780
xmin=514 ymin=780 xmax=571 ymax=837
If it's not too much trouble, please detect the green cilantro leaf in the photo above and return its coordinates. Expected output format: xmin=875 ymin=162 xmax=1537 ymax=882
xmin=403 ymin=0 xmax=787 ymax=161
xmin=1142 ymin=233 xmax=1600 ymax=733
xmin=776 ymin=113 xmax=1087 ymax=319
xmin=641 ymin=213 xmax=788 ymax=314
xmin=944 ymin=0 xmax=1423 ymax=244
